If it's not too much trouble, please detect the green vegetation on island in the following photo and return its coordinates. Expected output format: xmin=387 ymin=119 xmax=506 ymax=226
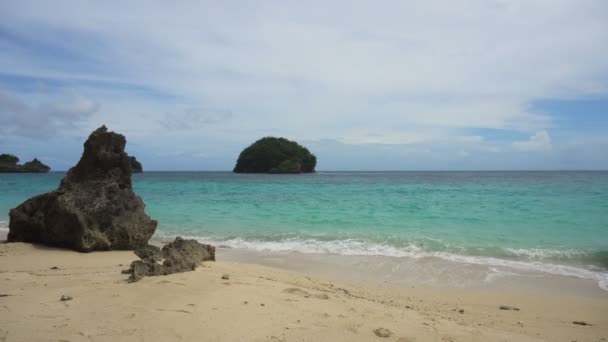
xmin=233 ymin=137 xmax=317 ymax=174
xmin=130 ymin=156 xmax=143 ymax=173
xmin=0 ymin=154 xmax=51 ymax=173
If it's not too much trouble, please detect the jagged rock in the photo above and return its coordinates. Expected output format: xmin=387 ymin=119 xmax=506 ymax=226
xmin=129 ymin=156 xmax=143 ymax=173
xmin=126 ymin=237 xmax=215 ymax=282
xmin=7 ymin=126 xmax=157 ymax=252
xmin=134 ymin=244 xmax=162 ymax=261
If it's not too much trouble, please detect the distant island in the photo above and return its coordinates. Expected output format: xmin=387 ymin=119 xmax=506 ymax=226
xmin=233 ymin=137 xmax=316 ymax=173
xmin=0 ymin=154 xmax=50 ymax=173
xmin=130 ymin=156 xmax=143 ymax=173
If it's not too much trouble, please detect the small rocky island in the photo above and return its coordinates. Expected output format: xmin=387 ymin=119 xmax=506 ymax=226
xmin=233 ymin=137 xmax=317 ymax=173
xmin=0 ymin=154 xmax=50 ymax=173
xmin=130 ymin=156 xmax=143 ymax=173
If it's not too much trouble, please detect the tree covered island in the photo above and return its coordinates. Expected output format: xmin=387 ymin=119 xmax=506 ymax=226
xmin=233 ymin=137 xmax=316 ymax=174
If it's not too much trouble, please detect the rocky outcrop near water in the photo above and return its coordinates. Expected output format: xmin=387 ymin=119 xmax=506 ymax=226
xmin=129 ymin=156 xmax=143 ymax=173
xmin=7 ymin=125 xmax=157 ymax=251
xmin=125 ymin=237 xmax=216 ymax=282
xmin=0 ymin=154 xmax=50 ymax=173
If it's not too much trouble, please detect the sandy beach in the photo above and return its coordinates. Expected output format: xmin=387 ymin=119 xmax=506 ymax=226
xmin=1 ymin=236 xmax=607 ymax=342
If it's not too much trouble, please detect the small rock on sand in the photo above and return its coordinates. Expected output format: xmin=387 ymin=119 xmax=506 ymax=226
xmin=374 ymin=328 xmax=392 ymax=338
xmin=50 ymin=266 xmax=59 ymax=270
xmin=221 ymin=274 xmax=230 ymax=280
xmin=499 ymin=305 xmax=520 ymax=311
xmin=60 ymin=295 xmax=73 ymax=301
xmin=572 ymin=321 xmax=592 ymax=326
xmin=458 ymin=309 xmax=464 ymax=314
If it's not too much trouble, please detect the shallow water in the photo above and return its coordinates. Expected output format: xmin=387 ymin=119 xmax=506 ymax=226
xmin=1 ymin=171 xmax=607 ymax=290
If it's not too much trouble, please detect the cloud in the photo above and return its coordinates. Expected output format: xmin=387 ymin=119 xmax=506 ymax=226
xmin=1 ymin=1 xmax=606 ymax=141
xmin=0 ymin=1 xmax=606 ymax=169
xmin=512 ymin=130 xmax=552 ymax=151
xmin=159 ymin=107 xmax=233 ymax=131
xmin=0 ymin=88 xmax=99 ymax=138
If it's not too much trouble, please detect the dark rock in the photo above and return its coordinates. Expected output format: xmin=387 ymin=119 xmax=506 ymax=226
xmin=7 ymin=125 xmax=157 ymax=252
xmin=572 ymin=321 xmax=592 ymax=326
xmin=60 ymin=295 xmax=73 ymax=301
xmin=134 ymin=244 xmax=162 ymax=261
xmin=50 ymin=266 xmax=60 ymax=270
xmin=221 ymin=274 xmax=230 ymax=280
xmin=458 ymin=309 xmax=464 ymax=314
xmin=126 ymin=237 xmax=215 ymax=282
xmin=129 ymin=156 xmax=143 ymax=173
xmin=499 ymin=305 xmax=520 ymax=311
xmin=373 ymin=328 xmax=392 ymax=338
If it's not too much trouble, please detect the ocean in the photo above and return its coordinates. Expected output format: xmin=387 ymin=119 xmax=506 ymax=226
xmin=1 ymin=171 xmax=607 ymax=290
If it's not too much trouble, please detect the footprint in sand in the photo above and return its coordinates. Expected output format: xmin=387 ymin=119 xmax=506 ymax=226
xmin=283 ymin=287 xmax=312 ymax=297
xmin=282 ymin=288 xmax=329 ymax=300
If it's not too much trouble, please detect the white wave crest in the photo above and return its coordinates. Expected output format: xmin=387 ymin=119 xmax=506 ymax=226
xmin=166 ymin=235 xmax=608 ymax=292
xmin=505 ymin=248 xmax=587 ymax=259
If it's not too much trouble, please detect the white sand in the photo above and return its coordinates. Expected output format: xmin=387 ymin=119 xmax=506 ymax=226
xmin=1 ymin=241 xmax=607 ymax=342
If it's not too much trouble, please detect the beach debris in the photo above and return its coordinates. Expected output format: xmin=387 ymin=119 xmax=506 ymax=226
xmin=458 ymin=309 xmax=464 ymax=314
xmin=221 ymin=274 xmax=230 ymax=280
xmin=60 ymin=295 xmax=73 ymax=301
xmin=373 ymin=328 xmax=393 ymax=338
xmin=0 ymin=294 xmax=10 ymax=297
xmin=125 ymin=237 xmax=215 ymax=282
xmin=243 ymin=301 xmax=248 ymax=305
xmin=499 ymin=305 xmax=520 ymax=311
xmin=260 ymin=303 xmax=265 ymax=306
xmin=572 ymin=321 xmax=592 ymax=326
xmin=7 ymin=125 xmax=157 ymax=252
xmin=50 ymin=266 xmax=60 ymax=270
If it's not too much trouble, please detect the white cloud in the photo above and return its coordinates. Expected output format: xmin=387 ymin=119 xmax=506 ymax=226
xmin=0 ymin=88 xmax=100 ymax=138
xmin=0 ymin=1 xmax=606 ymax=142
xmin=0 ymin=1 xmax=606 ymax=168
xmin=512 ymin=130 xmax=552 ymax=151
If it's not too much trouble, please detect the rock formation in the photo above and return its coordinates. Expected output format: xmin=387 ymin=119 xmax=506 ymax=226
xmin=129 ymin=156 xmax=143 ymax=173
xmin=0 ymin=154 xmax=50 ymax=173
xmin=7 ymin=126 xmax=157 ymax=251
xmin=233 ymin=137 xmax=317 ymax=173
xmin=125 ymin=237 xmax=216 ymax=282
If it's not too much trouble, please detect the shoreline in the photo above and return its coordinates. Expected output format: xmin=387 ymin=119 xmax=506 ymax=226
xmin=150 ymin=234 xmax=608 ymax=297
xmin=2 ymin=227 xmax=607 ymax=297
xmin=1 ymin=240 xmax=607 ymax=341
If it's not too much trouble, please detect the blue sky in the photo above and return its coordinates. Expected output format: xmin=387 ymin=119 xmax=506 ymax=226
xmin=1 ymin=1 xmax=607 ymax=171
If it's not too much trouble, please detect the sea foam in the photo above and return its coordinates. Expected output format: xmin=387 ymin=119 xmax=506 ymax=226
xmin=167 ymin=234 xmax=608 ymax=291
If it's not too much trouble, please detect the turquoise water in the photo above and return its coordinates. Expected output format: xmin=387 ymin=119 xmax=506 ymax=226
xmin=1 ymin=171 xmax=607 ymax=288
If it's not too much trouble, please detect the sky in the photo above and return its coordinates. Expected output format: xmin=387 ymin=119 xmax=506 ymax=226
xmin=1 ymin=1 xmax=607 ymax=171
